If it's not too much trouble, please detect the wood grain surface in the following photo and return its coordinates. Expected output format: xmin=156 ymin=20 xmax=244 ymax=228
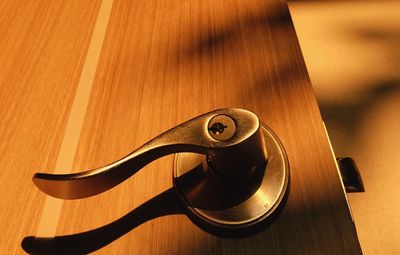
xmin=0 ymin=0 xmax=101 ymax=253
xmin=1 ymin=0 xmax=361 ymax=254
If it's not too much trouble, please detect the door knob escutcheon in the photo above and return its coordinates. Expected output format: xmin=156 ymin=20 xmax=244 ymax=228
xmin=33 ymin=108 xmax=289 ymax=236
xmin=174 ymin=123 xmax=289 ymax=236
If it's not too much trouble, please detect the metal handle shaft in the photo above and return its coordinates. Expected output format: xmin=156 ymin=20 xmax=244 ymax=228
xmin=33 ymin=108 xmax=265 ymax=199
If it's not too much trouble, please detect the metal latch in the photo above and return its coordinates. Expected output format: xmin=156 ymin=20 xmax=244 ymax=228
xmin=337 ymin=157 xmax=364 ymax=193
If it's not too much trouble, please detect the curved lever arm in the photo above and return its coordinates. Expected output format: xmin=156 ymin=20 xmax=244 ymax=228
xmin=33 ymin=108 xmax=265 ymax=199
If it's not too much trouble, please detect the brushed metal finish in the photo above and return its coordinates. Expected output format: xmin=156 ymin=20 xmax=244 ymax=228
xmin=32 ymin=108 xmax=289 ymax=236
xmin=173 ymin=123 xmax=289 ymax=237
xmin=33 ymin=108 xmax=267 ymax=199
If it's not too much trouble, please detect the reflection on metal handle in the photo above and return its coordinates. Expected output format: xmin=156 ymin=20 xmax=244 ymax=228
xmin=33 ymin=108 xmax=290 ymax=237
xmin=33 ymin=108 xmax=266 ymax=199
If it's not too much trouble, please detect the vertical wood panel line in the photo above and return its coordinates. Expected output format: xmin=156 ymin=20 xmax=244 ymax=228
xmin=35 ymin=0 xmax=114 ymax=237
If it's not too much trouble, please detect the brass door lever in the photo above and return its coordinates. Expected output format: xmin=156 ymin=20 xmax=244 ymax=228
xmin=33 ymin=108 xmax=289 ymax=236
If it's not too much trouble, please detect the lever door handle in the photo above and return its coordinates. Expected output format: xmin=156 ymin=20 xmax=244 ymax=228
xmin=34 ymin=108 xmax=266 ymax=199
xmin=33 ymin=108 xmax=289 ymax=236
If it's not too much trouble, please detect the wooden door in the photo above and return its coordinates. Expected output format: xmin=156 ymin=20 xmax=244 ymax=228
xmin=1 ymin=0 xmax=362 ymax=254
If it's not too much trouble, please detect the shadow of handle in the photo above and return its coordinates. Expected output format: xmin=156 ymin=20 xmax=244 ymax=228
xmin=21 ymin=188 xmax=184 ymax=254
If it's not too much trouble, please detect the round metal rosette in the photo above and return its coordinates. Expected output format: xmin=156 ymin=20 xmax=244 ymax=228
xmin=173 ymin=123 xmax=289 ymax=237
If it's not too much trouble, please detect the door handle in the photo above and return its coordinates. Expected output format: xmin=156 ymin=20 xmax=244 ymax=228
xmin=33 ymin=108 xmax=289 ymax=236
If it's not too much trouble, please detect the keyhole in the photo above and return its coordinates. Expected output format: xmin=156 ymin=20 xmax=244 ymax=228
xmin=207 ymin=114 xmax=236 ymax=141
xmin=208 ymin=122 xmax=228 ymax=135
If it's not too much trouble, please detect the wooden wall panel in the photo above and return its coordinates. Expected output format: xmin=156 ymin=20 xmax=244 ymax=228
xmin=50 ymin=0 xmax=361 ymax=254
xmin=0 ymin=1 xmax=100 ymax=253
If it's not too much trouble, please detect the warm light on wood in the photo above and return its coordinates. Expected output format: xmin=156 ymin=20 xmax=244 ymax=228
xmin=0 ymin=0 xmax=361 ymax=254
